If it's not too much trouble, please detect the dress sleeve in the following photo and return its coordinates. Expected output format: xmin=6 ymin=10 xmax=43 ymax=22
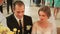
xmin=0 ymin=12 xmax=7 ymax=27
xmin=49 ymin=21 xmax=57 ymax=34
xmin=52 ymin=22 xmax=57 ymax=34
xmin=31 ymin=23 xmax=37 ymax=34
xmin=48 ymin=15 xmax=57 ymax=34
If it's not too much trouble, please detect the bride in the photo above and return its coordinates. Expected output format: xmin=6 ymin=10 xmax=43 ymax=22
xmin=32 ymin=6 xmax=57 ymax=34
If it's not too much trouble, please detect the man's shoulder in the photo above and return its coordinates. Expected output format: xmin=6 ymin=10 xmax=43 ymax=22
xmin=6 ymin=14 xmax=14 ymax=19
xmin=24 ymin=15 xmax=32 ymax=18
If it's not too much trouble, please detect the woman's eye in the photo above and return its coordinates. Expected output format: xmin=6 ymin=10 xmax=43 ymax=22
xmin=42 ymin=15 xmax=45 ymax=17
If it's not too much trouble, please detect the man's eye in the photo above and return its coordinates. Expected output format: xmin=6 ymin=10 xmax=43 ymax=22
xmin=22 ymin=11 xmax=24 ymax=13
xmin=17 ymin=11 xmax=20 ymax=13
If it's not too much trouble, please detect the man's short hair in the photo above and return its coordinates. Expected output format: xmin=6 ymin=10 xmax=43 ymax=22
xmin=13 ymin=1 xmax=25 ymax=9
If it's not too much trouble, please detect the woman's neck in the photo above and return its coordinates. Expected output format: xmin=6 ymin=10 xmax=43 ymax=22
xmin=40 ymin=20 xmax=48 ymax=24
xmin=38 ymin=20 xmax=49 ymax=28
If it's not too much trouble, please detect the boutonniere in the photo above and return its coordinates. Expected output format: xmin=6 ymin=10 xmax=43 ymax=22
xmin=0 ymin=23 xmax=11 ymax=34
xmin=7 ymin=31 xmax=14 ymax=34
xmin=26 ymin=25 xmax=31 ymax=30
xmin=13 ymin=28 xmax=17 ymax=32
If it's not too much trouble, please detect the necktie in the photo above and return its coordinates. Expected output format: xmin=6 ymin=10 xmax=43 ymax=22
xmin=19 ymin=20 xmax=22 ymax=28
xmin=19 ymin=20 xmax=22 ymax=34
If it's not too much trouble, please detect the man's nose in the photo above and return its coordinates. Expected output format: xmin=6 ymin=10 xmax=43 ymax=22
xmin=19 ymin=14 xmax=21 ymax=15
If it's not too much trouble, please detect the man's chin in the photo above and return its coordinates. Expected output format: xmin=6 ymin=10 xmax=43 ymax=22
xmin=19 ymin=18 xmax=21 ymax=19
xmin=17 ymin=17 xmax=21 ymax=19
xmin=17 ymin=16 xmax=23 ymax=19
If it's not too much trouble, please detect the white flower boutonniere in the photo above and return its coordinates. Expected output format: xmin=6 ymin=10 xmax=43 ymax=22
xmin=26 ymin=25 xmax=31 ymax=30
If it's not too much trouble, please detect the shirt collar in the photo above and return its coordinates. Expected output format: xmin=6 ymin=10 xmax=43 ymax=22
xmin=14 ymin=14 xmax=23 ymax=23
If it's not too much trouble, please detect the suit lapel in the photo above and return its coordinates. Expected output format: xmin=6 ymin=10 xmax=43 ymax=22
xmin=23 ymin=15 xmax=26 ymax=27
xmin=12 ymin=14 xmax=20 ymax=29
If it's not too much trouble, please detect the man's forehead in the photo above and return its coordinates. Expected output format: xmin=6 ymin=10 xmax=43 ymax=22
xmin=14 ymin=5 xmax=24 ymax=12
xmin=15 ymin=5 xmax=24 ymax=9
xmin=15 ymin=4 xmax=24 ymax=7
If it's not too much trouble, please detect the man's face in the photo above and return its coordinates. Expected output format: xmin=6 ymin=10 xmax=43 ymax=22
xmin=13 ymin=5 xmax=25 ymax=19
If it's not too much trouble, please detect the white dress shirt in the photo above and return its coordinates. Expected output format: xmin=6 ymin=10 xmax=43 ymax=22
xmin=14 ymin=14 xmax=24 ymax=34
xmin=14 ymin=14 xmax=24 ymax=27
xmin=0 ymin=12 xmax=7 ymax=27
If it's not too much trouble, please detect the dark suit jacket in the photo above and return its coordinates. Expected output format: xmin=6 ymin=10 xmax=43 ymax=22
xmin=6 ymin=14 xmax=32 ymax=34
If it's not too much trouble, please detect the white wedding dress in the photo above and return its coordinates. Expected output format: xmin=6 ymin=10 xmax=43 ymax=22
xmin=32 ymin=21 xmax=53 ymax=34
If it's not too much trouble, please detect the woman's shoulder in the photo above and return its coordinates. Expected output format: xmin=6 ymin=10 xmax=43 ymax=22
xmin=48 ymin=22 xmax=53 ymax=28
xmin=33 ymin=21 xmax=40 ymax=26
xmin=34 ymin=21 xmax=40 ymax=24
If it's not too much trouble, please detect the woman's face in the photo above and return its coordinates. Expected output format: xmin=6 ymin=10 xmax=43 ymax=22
xmin=39 ymin=11 xmax=48 ymax=22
